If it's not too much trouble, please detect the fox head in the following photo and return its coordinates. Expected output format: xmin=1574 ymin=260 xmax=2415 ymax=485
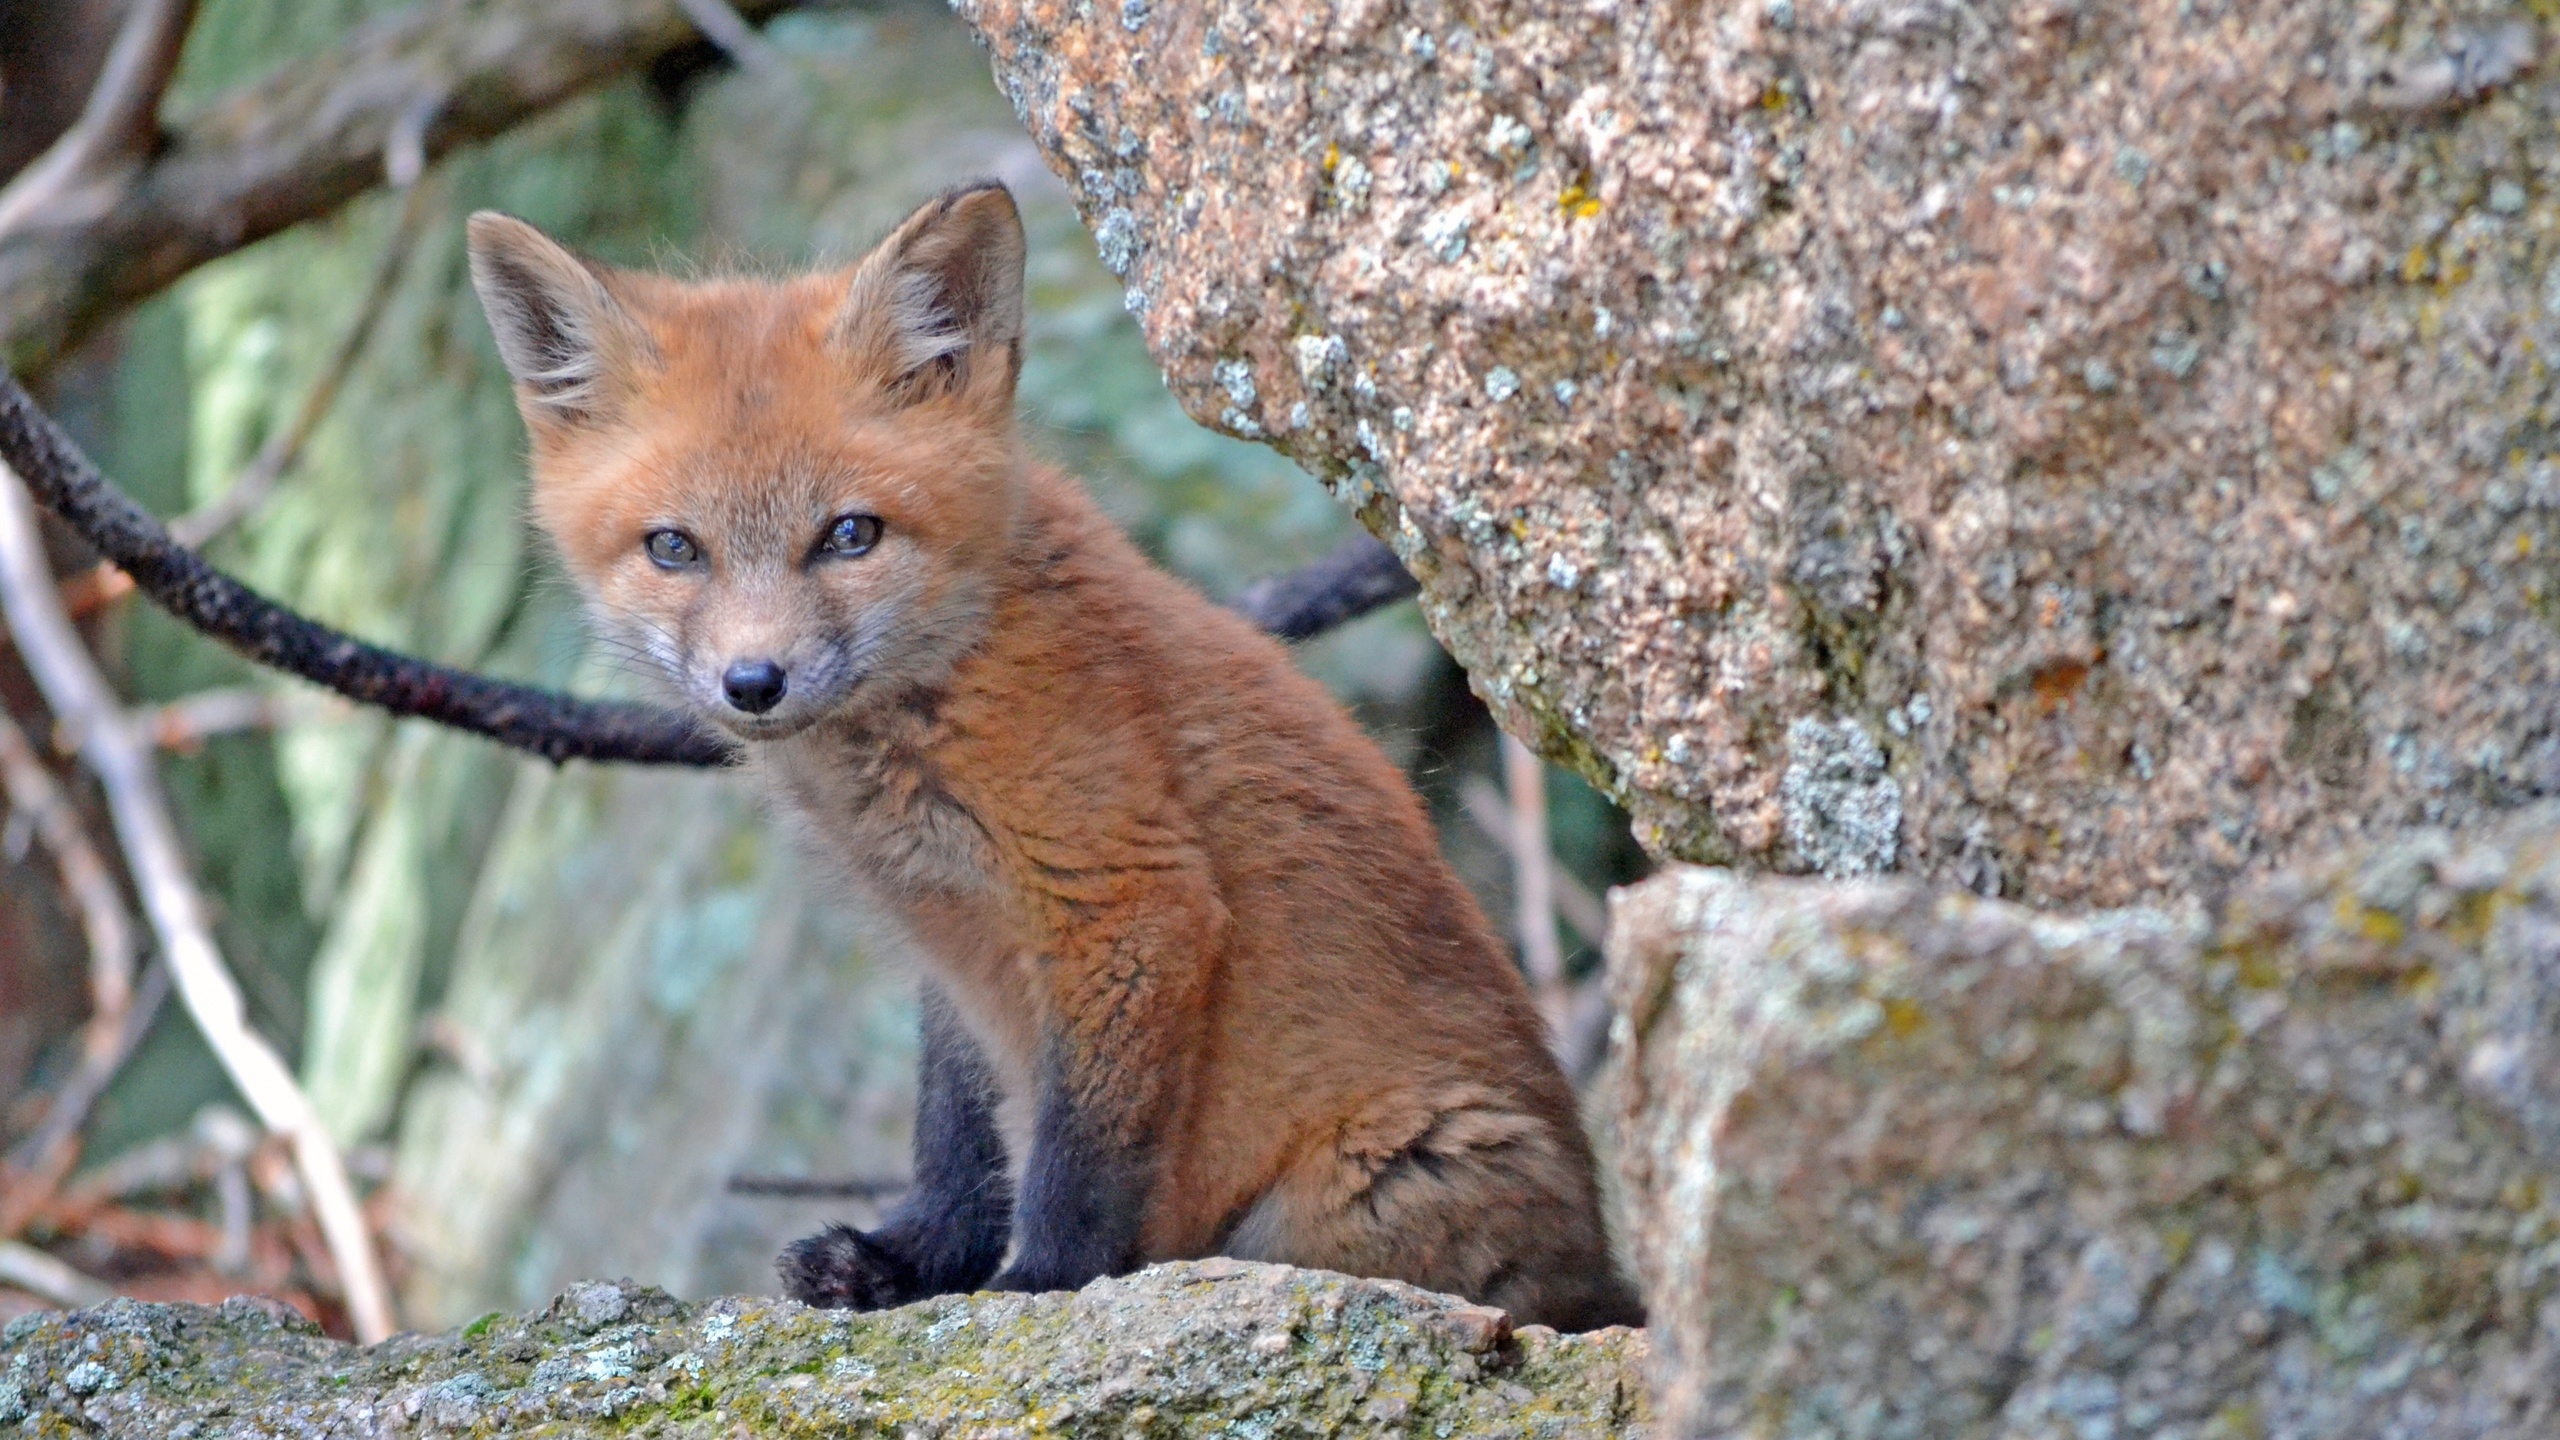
xmin=466 ymin=183 xmax=1029 ymax=740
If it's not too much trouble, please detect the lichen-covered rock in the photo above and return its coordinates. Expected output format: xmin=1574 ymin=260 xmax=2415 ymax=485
xmin=958 ymin=0 xmax=2560 ymax=905
xmin=1606 ymin=806 xmax=2560 ymax=1440
xmin=0 ymin=1261 xmax=1648 ymax=1436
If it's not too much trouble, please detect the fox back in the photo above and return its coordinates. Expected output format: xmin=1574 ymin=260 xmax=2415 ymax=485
xmin=468 ymin=183 xmax=1642 ymax=1331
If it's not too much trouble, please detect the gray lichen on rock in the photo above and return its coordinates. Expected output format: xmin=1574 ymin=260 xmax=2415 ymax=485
xmin=1606 ymin=804 xmax=2560 ymax=1439
xmin=0 ymin=1261 xmax=1649 ymax=1436
xmin=1778 ymin=716 xmax=1900 ymax=877
xmin=956 ymin=0 xmax=2560 ymax=906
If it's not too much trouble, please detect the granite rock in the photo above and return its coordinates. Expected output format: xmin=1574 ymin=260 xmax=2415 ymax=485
xmin=0 ymin=1260 xmax=1649 ymax=1436
xmin=956 ymin=0 xmax=2560 ymax=905
xmin=1607 ymin=806 xmax=2560 ymax=1439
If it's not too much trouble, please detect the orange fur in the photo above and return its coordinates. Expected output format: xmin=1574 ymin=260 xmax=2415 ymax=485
xmin=468 ymin=186 xmax=1639 ymax=1329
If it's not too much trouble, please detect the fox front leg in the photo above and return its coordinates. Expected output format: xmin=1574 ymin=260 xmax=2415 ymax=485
xmin=984 ymin=883 xmax=1220 ymax=1295
xmin=982 ymin=1045 xmax=1158 ymax=1292
xmin=778 ymin=988 xmax=1012 ymax=1309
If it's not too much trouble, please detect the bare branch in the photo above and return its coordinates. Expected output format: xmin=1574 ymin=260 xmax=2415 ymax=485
xmin=1499 ymin=733 xmax=1570 ymax=1041
xmin=129 ymin=687 xmax=350 ymax=753
xmin=56 ymin=561 xmax=134 ymax=619
xmin=0 ymin=0 xmax=819 ymax=377
xmin=1229 ymin=532 xmax=1419 ymax=640
xmin=0 ymin=0 xmax=200 ymax=239
xmin=675 ymin=0 xmax=786 ymax=74
xmin=0 ymin=374 xmax=734 ymax=766
xmin=0 ymin=706 xmax=137 ymax=1052
xmin=0 ymin=1238 xmax=113 ymax=1309
xmin=1457 ymin=774 xmax=1608 ymax=947
xmin=726 ymin=1173 xmax=909 ymax=1199
xmin=0 ymin=464 xmax=396 ymax=1344
xmin=3 ymin=962 xmax=170 ymax=1182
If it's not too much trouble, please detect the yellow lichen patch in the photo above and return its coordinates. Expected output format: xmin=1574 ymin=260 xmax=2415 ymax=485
xmin=2355 ymin=906 xmax=2407 ymax=945
xmin=1882 ymin=996 xmax=1925 ymax=1038
xmin=2232 ymin=947 xmax=2286 ymax=990
xmin=2162 ymin=1225 xmax=2195 ymax=1266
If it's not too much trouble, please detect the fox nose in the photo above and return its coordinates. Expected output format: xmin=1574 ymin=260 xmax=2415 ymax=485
xmin=722 ymin=659 xmax=788 ymax=715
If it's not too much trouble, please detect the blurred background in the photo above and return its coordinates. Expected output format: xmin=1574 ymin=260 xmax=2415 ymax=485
xmin=0 ymin=0 xmax=1647 ymax=1337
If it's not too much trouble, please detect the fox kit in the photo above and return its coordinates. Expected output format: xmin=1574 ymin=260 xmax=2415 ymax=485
xmin=466 ymin=183 xmax=1642 ymax=1331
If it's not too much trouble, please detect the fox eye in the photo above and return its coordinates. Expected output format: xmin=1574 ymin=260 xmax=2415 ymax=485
xmin=644 ymin=529 xmax=702 ymax=569
xmin=818 ymin=513 xmax=884 ymax=559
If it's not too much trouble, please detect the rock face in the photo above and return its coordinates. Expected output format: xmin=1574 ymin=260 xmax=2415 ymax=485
xmin=0 ymin=1261 xmax=1648 ymax=1436
xmin=1606 ymin=806 xmax=2560 ymax=1440
xmin=957 ymin=0 xmax=2560 ymax=905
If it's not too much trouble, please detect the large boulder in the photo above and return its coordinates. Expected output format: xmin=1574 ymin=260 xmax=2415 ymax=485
xmin=957 ymin=0 xmax=2560 ymax=905
xmin=1606 ymin=806 xmax=2560 ymax=1439
xmin=0 ymin=1261 xmax=1649 ymax=1436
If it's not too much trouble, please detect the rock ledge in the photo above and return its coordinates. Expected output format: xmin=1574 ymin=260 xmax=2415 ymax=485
xmin=0 ymin=1259 xmax=1647 ymax=1437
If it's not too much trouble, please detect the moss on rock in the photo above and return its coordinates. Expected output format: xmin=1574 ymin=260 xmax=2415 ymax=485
xmin=0 ymin=1261 xmax=1648 ymax=1437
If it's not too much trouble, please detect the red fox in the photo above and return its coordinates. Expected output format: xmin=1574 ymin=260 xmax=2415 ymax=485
xmin=465 ymin=182 xmax=1642 ymax=1331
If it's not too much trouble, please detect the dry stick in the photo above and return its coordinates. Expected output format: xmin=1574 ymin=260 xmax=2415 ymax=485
xmin=0 ymin=707 xmax=137 ymax=1062
xmin=726 ymin=1173 xmax=909 ymax=1199
xmin=0 ymin=467 xmax=396 ymax=1343
xmin=1455 ymin=774 xmax=1608 ymax=947
xmin=3 ymin=962 xmax=171 ymax=1184
xmin=674 ymin=0 xmax=784 ymax=73
xmin=0 ymin=0 xmax=199 ymax=237
xmin=1499 ymin=733 xmax=1571 ymax=1042
xmin=0 ymin=1237 xmax=113 ymax=1309
xmin=129 ymin=687 xmax=348 ymax=754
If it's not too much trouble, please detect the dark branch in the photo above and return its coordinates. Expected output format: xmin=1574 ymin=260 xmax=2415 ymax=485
xmin=0 ymin=375 xmax=1418 ymax=769
xmin=0 ymin=375 xmax=732 ymax=766
xmin=1230 ymin=531 xmax=1421 ymax=641
xmin=726 ymin=1173 xmax=909 ymax=1199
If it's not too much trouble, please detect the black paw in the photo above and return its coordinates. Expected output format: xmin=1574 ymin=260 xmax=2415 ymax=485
xmin=778 ymin=1224 xmax=920 ymax=1311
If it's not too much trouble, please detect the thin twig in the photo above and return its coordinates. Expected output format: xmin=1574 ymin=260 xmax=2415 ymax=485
xmin=0 ymin=0 xmax=200 ymax=238
xmin=4 ymin=960 xmax=170 ymax=1179
xmin=171 ymin=112 xmax=438 ymax=550
xmin=0 ymin=465 xmax=396 ymax=1344
xmin=674 ymin=0 xmax=784 ymax=72
xmin=56 ymin=562 xmax=132 ymax=618
xmin=726 ymin=1173 xmax=909 ymax=1199
xmin=128 ymin=686 xmax=348 ymax=754
xmin=1499 ymin=733 xmax=1570 ymax=1040
xmin=0 ymin=1238 xmax=113 ymax=1309
xmin=0 ymin=1136 xmax=78 ymax=1241
xmin=0 ymin=706 xmax=137 ymax=1058
xmin=1457 ymin=774 xmax=1608 ymax=946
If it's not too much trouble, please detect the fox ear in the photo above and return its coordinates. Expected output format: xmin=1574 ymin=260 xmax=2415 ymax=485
xmin=465 ymin=212 xmax=649 ymax=423
xmin=834 ymin=182 xmax=1026 ymax=406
